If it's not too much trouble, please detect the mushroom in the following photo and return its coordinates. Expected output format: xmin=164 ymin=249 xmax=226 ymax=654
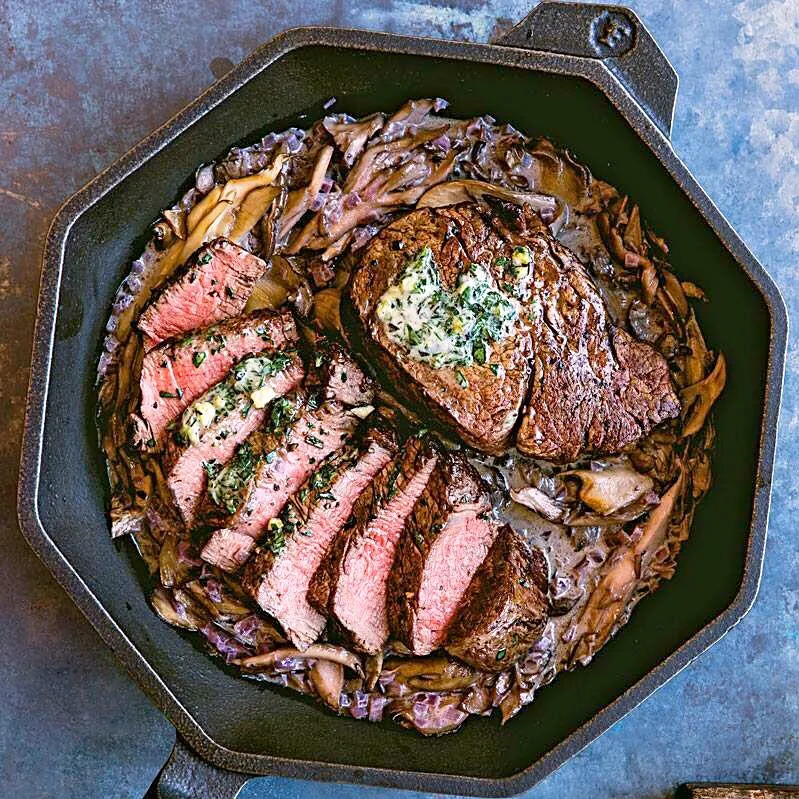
xmin=309 ymin=659 xmax=345 ymax=710
xmin=680 ymin=353 xmax=726 ymax=437
xmin=510 ymin=485 xmax=565 ymax=522
xmin=416 ymin=178 xmax=558 ymax=217
xmin=565 ymin=466 xmax=655 ymax=516
xmin=323 ymin=112 xmax=385 ymax=166
xmin=381 ymin=656 xmax=479 ymax=692
xmin=569 ymin=469 xmax=684 ymax=665
xmin=235 ymin=644 xmax=364 ymax=675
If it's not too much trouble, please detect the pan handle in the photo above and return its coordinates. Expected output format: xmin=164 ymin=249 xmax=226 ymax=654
xmin=145 ymin=736 xmax=252 ymax=799
xmin=493 ymin=1 xmax=678 ymax=138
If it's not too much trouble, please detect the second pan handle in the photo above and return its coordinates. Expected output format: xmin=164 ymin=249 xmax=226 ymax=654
xmin=494 ymin=1 xmax=678 ymax=138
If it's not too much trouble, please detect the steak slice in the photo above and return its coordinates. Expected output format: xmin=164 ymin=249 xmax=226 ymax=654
xmin=445 ymin=524 xmax=549 ymax=672
xmin=163 ymin=352 xmax=304 ymax=525
xmin=388 ymin=451 xmax=498 ymax=656
xmin=139 ymin=309 xmax=298 ymax=446
xmin=200 ymin=397 xmax=362 ymax=572
xmin=137 ymin=238 xmax=265 ymax=351
xmin=515 ymin=220 xmax=680 ymax=461
xmin=308 ymin=435 xmax=439 ymax=655
xmin=306 ymin=340 xmax=375 ymax=409
xmin=349 ymin=204 xmax=532 ymax=454
xmin=242 ymin=427 xmax=398 ymax=649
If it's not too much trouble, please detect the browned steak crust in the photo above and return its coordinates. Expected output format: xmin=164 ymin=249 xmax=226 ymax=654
xmin=445 ymin=524 xmax=549 ymax=672
xmin=349 ymin=204 xmax=532 ymax=455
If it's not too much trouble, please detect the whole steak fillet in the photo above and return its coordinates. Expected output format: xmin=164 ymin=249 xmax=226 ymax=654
xmin=137 ymin=238 xmax=265 ymax=351
xmin=349 ymin=204 xmax=532 ymax=455
xmin=139 ymin=309 xmax=298 ymax=446
xmin=388 ymin=450 xmax=498 ymax=656
xmin=445 ymin=524 xmax=549 ymax=672
xmin=514 ymin=214 xmax=681 ymax=462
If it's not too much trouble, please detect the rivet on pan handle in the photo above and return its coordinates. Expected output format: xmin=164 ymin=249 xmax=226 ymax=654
xmin=494 ymin=1 xmax=679 ymax=138
xmin=145 ymin=736 xmax=251 ymax=799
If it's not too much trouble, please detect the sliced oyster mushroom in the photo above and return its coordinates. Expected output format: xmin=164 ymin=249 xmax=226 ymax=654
xmin=680 ymin=353 xmax=726 ymax=437
xmin=381 ymin=656 xmax=479 ymax=692
xmin=566 ymin=467 xmax=654 ymax=516
xmin=510 ymin=485 xmax=565 ymax=522
xmin=569 ymin=469 xmax=683 ymax=665
xmin=235 ymin=644 xmax=364 ymax=675
xmin=310 ymin=659 xmax=345 ymax=710
xmin=417 ymin=178 xmax=558 ymax=217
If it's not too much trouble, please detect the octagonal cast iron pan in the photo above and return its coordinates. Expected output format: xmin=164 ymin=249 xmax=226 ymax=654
xmin=17 ymin=2 xmax=786 ymax=798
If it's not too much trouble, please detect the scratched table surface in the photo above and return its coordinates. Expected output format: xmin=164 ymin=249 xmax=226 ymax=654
xmin=1 ymin=1 xmax=797 ymax=797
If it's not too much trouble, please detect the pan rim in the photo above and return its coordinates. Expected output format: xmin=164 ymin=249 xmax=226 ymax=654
xmin=17 ymin=24 xmax=787 ymax=797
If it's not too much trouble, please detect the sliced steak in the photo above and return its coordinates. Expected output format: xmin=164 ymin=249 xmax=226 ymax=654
xmin=349 ymin=204 xmax=533 ymax=454
xmin=242 ymin=427 xmax=398 ymax=649
xmin=388 ymin=451 xmax=498 ymax=656
xmin=140 ymin=309 xmax=298 ymax=445
xmin=163 ymin=352 xmax=304 ymax=525
xmin=445 ymin=524 xmax=549 ymax=672
xmin=307 ymin=340 xmax=375 ymax=409
xmin=200 ymin=397 xmax=361 ymax=571
xmin=515 ymin=213 xmax=681 ymax=461
xmin=308 ymin=436 xmax=439 ymax=655
xmin=138 ymin=238 xmax=265 ymax=351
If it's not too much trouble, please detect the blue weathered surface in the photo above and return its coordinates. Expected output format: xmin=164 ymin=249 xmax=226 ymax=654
xmin=1 ymin=1 xmax=797 ymax=797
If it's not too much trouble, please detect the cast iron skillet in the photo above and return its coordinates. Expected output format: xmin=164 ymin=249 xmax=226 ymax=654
xmin=17 ymin=3 xmax=786 ymax=797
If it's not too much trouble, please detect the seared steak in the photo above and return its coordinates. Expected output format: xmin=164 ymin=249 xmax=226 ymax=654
xmin=306 ymin=340 xmax=375 ymax=409
xmin=308 ymin=435 xmax=439 ymax=654
xmin=138 ymin=238 xmax=265 ymax=351
xmin=388 ymin=451 xmax=498 ymax=655
xmin=200 ymin=397 xmax=361 ymax=571
xmin=514 ymin=209 xmax=681 ymax=461
xmin=163 ymin=352 xmax=304 ymax=524
xmin=351 ymin=202 xmax=680 ymax=461
xmin=139 ymin=309 xmax=298 ymax=445
xmin=349 ymin=205 xmax=531 ymax=455
xmin=445 ymin=524 xmax=549 ymax=672
xmin=242 ymin=427 xmax=397 ymax=649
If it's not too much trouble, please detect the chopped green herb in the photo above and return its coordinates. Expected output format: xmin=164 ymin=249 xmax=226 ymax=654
xmin=305 ymin=434 xmax=324 ymax=449
xmin=193 ymin=351 xmax=207 ymax=368
xmin=224 ymin=286 xmax=235 ymax=299
xmin=489 ymin=363 xmax=501 ymax=376
xmin=159 ymin=390 xmax=179 ymax=399
xmin=375 ymin=246 xmax=518 ymax=370
xmin=197 ymin=251 xmax=213 ymax=265
xmin=455 ymin=370 xmax=468 ymax=389
xmin=495 ymin=648 xmax=507 ymax=662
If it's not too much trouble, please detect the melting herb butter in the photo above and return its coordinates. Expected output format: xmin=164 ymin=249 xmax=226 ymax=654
xmin=375 ymin=246 xmax=519 ymax=369
xmin=179 ymin=352 xmax=292 ymax=445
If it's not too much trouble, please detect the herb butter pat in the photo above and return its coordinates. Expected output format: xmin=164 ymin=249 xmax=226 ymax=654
xmin=178 ymin=352 xmax=292 ymax=445
xmin=375 ymin=246 xmax=519 ymax=370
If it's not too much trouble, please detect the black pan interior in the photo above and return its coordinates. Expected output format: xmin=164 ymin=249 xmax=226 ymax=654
xmin=38 ymin=44 xmax=769 ymax=780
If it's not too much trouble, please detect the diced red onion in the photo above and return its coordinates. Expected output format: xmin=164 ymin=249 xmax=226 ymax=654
xmin=343 ymin=192 xmax=361 ymax=210
xmin=310 ymin=194 xmax=325 ymax=212
xmin=204 ymin=578 xmax=223 ymax=603
xmin=201 ymin=623 xmax=251 ymax=664
xmin=233 ymin=614 xmax=262 ymax=645
xmin=429 ymin=134 xmax=451 ymax=152
xmin=433 ymin=97 xmax=449 ymax=112
xmin=368 ymin=695 xmax=387 ymax=722
xmin=322 ymin=96 xmax=337 ymax=110
xmin=195 ymin=164 xmax=216 ymax=193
